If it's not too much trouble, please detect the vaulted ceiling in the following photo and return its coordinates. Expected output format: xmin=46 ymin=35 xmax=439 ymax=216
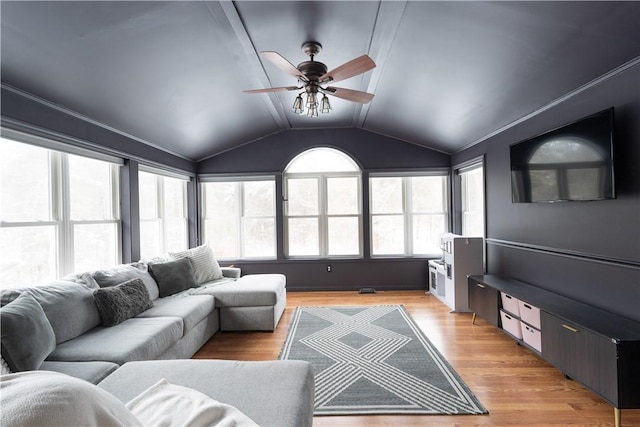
xmin=2 ymin=1 xmax=639 ymax=161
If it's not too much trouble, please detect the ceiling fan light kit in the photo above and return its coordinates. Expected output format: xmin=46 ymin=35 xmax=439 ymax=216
xmin=244 ymin=41 xmax=375 ymax=117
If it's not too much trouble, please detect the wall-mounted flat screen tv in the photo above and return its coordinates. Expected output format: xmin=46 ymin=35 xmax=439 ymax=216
xmin=510 ymin=108 xmax=615 ymax=203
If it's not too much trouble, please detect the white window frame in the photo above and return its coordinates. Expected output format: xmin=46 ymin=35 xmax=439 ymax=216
xmin=458 ymin=160 xmax=485 ymax=238
xmin=284 ymin=171 xmax=363 ymax=259
xmin=200 ymin=176 xmax=277 ymax=260
xmin=138 ymin=166 xmax=190 ymax=258
xmin=369 ymin=171 xmax=449 ymax=258
xmin=1 ymin=129 xmax=122 ymax=284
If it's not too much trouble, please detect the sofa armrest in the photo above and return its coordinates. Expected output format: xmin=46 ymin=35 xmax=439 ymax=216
xmin=221 ymin=267 xmax=241 ymax=279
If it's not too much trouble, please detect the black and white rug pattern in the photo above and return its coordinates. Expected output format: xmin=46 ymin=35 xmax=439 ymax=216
xmin=279 ymin=305 xmax=488 ymax=415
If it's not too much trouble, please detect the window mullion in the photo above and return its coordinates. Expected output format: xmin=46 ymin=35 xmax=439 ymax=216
xmin=110 ymin=165 xmax=120 ymax=221
xmin=157 ymin=176 xmax=166 ymax=253
xmin=443 ymin=174 xmax=450 ymax=232
xmin=110 ymin=164 xmax=122 ymax=263
xmin=58 ymin=153 xmax=73 ymax=275
xmin=237 ymin=182 xmax=244 ymax=259
xmin=319 ymin=176 xmax=327 ymax=257
xmin=404 ymin=177 xmax=412 ymax=256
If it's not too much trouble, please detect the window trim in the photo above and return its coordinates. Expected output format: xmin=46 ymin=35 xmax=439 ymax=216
xmin=1 ymin=126 xmax=124 ymax=165
xmin=139 ymin=164 xmax=192 ymax=181
xmin=138 ymin=169 xmax=189 ymax=258
xmin=200 ymin=175 xmax=277 ymax=261
xmin=454 ymin=156 xmax=485 ymax=238
xmin=369 ymin=170 xmax=449 ymax=258
xmin=283 ymin=147 xmax=364 ymax=260
xmin=1 ymin=135 xmax=122 ymax=283
xmin=284 ymin=171 xmax=363 ymax=259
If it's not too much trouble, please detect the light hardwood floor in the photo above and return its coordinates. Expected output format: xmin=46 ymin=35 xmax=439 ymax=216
xmin=194 ymin=290 xmax=640 ymax=426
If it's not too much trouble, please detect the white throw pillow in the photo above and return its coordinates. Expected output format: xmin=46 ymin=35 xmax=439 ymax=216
xmin=0 ymin=371 xmax=142 ymax=427
xmin=127 ymin=378 xmax=259 ymax=427
xmin=170 ymin=243 xmax=223 ymax=284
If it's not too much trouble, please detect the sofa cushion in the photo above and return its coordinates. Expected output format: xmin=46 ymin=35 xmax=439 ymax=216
xmin=47 ymin=317 xmax=183 ymax=365
xmin=197 ymin=274 xmax=286 ymax=307
xmin=0 ymin=293 xmax=56 ymax=372
xmin=135 ymin=295 xmax=214 ymax=334
xmin=39 ymin=361 xmax=119 ymax=384
xmin=93 ymin=263 xmax=160 ymax=301
xmin=0 ymin=371 xmax=142 ymax=427
xmin=148 ymin=258 xmax=198 ymax=297
xmin=93 ymin=278 xmax=154 ymax=327
xmin=98 ymin=359 xmax=315 ymax=427
xmin=0 ymin=280 xmax=101 ymax=344
xmin=170 ymin=243 xmax=222 ymax=284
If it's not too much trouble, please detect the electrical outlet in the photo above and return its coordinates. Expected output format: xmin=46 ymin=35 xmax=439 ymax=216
xmin=327 ymin=265 xmax=332 ymax=272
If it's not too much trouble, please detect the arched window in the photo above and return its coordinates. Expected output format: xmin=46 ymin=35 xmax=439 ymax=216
xmin=284 ymin=148 xmax=362 ymax=258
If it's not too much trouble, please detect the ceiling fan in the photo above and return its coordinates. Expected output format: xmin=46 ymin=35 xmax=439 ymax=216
xmin=243 ymin=42 xmax=376 ymax=117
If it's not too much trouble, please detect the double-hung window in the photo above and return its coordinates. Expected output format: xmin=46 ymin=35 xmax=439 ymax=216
xmin=459 ymin=162 xmax=485 ymax=237
xmin=138 ymin=168 xmax=189 ymax=259
xmin=201 ymin=177 xmax=276 ymax=260
xmin=370 ymin=172 xmax=448 ymax=256
xmin=284 ymin=148 xmax=362 ymax=258
xmin=1 ymin=132 xmax=121 ymax=287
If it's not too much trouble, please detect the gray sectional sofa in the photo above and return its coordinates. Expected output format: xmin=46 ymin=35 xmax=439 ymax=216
xmin=0 ymin=245 xmax=313 ymax=427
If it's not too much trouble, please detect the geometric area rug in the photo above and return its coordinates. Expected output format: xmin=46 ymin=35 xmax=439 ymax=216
xmin=279 ymin=305 xmax=488 ymax=416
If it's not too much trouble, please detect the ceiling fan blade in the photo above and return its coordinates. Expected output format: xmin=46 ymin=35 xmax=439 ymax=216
xmin=243 ymin=86 xmax=300 ymax=94
xmin=324 ymin=86 xmax=375 ymax=104
xmin=319 ymin=55 xmax=376 ymax=84
xmin=260 ymin=51 xmax=305 ymax=80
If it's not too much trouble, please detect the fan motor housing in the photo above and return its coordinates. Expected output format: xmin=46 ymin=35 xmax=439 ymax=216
xmin=297 ymin=61 xmax=327 ymax=81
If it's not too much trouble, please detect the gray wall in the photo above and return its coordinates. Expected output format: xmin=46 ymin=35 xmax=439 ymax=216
xmin=198 ymin=128 xmax=451 ymax=292
xmin=198 ymin=127 xmax=450 ymax=173
xmin=1 ymin=87 xmax=196 ymax=173
xmin=453 ymin=64 xmax=640 ymax=322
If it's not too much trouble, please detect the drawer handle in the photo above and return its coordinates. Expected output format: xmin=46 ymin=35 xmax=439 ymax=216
xmin=523 ymin=304 xmax=532 ymax=309
xmin=476 ymin=284 xmax=486 ymax=289
xmin=562 ymin=324 xmax=580 ymax=333
xmin=505 ymin=294 xmax=513 ymax=299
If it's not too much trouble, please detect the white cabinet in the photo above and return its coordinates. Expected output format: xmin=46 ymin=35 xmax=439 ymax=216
xmin=436 ymin=234 xmax=484 ymax=312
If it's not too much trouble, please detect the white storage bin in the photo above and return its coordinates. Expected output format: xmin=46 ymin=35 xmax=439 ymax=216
xmin=518 ymin=301 xmax=541 ymax=329
xmin=500 ymin=292 xmax=520 ymax=316
xmin=500 ymin=310 xmax=523 ymax=339
xmin=521 ymin=323 xmax=542 ymax=352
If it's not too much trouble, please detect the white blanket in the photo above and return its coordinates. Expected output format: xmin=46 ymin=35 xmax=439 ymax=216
xmin=127 ymin=379 xmax=260 ymax=427
xmin=0 ymin=371 xmax=142 ymax=427
xmin=1 ymin=371 xmax=260 ymax=427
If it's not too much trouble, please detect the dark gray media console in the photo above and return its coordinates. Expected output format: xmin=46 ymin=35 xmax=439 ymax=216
xmin=468 ymin=275 xmax=640 ymax=427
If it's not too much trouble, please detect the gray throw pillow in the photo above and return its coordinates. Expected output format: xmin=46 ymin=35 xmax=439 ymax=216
xmin=0 ymin=293 xmax=57 ymax=372
xmin=93 ymin=263 xmax=160 ymax=301
xmin=93 ymin=278 xmax=153 ymax=327
xmin=148 ymin=258 xmax=198 ymax=297
xmin=170 ymin=243 xmax=223 ymax=284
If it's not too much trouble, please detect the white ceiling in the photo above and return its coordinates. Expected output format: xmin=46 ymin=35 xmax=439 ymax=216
xmin=2 ymin=1 xmax=639 ymax=161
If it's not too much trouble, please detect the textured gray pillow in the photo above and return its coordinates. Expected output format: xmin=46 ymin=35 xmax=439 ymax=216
xmin=0 ymin=293 xmax=56 ymax=372
xmin=93 ymin=263 xmax=160 ymax=300
xmin=148 ymin=258 xmax=198 ymax=297
xmin=170 ymin=243 xmax=222 ymax=284
xmin=93 ymin=279 xmax=154 ymax=327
